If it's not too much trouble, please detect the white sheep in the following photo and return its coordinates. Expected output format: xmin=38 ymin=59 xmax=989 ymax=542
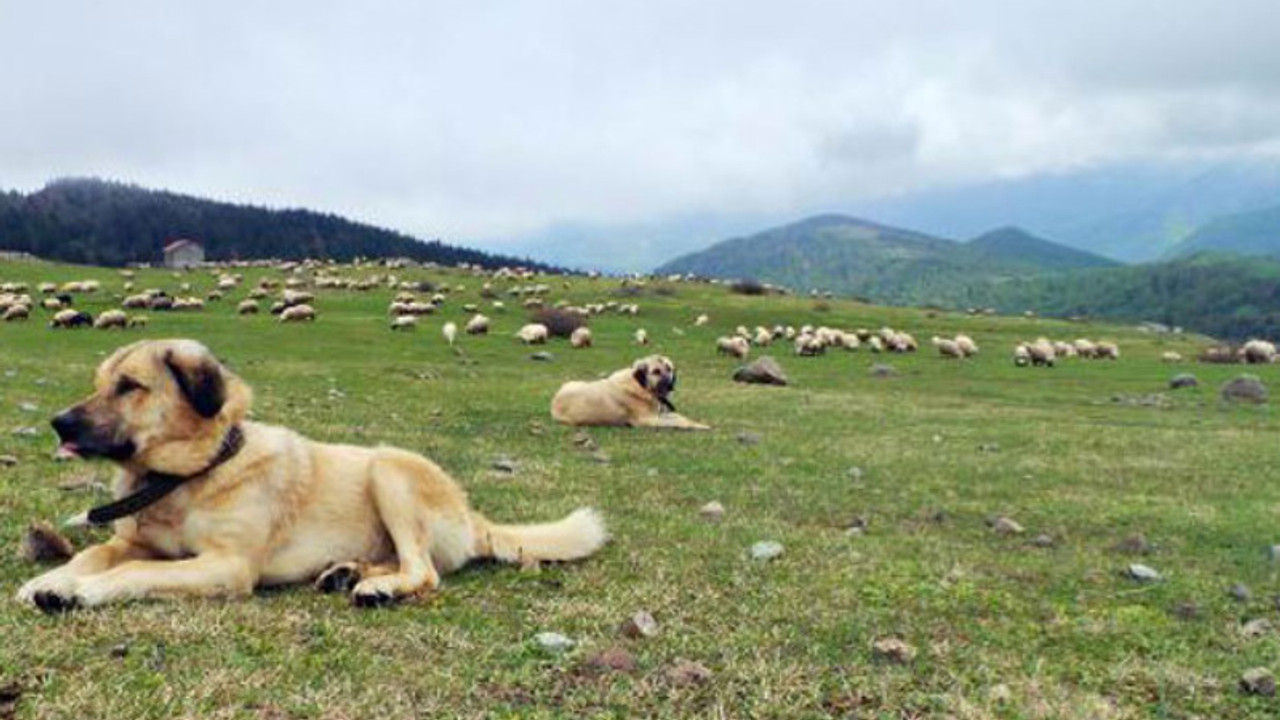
xmin=517 ymin=323 xmax=549 ymax=344
xmin=443 ymin=321 xmax=458 ymax=346
xmin=466 ymin=314 xmax=490 ymax=335
xmin=570 ymin=326 xmax=593 ymax=348
xmin=717 ymin=335 xmax=750 ymax=360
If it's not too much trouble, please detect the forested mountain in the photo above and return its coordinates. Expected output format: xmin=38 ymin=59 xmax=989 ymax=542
xmin=0 ymin=178 xmax=552 ymax=269
xmin=1164 ymin=203 xmax=1280 ymax=259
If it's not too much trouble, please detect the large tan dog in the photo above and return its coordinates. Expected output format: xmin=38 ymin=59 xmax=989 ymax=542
xmin=550 ymin=355 xmax=710 ymax=430
xmin=17 ymin=339 xmax=606 ymax=612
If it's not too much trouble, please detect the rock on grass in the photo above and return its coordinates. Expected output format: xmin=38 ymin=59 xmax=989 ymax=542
xmin=698 ymin=501 xmax=725 ymax=521
xmin=1222 ymin=375 xmax=1267 ymax=404
xmin=19 ymin=522 xmax=74 ymax=563
xmin=1241 ymin=667 xmax=1276 ymax=697
xmin=990 ymin=516 xmax=1025 ymax=535
xmin=872 ymin=638 xmax=916 ymax=665
xmin=533 ymin=632 xmax=574 ymax=654
xmin=732 ymin=356 xmax=788 ymax=386
xmin=750 ymin=541 xmax=784 ymax=561
xmin=1125 ymin=564 xmax=1162 ymax=582
xmin=666 ymin=659 xmax=713 ymax=686
xmin=585 ymin=647 xmax=636 ymax=673
xmin=620 ymin=611 xmax=659 ymax=639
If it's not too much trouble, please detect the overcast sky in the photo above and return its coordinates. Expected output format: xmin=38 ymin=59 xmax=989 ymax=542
xmin=3 ymin=1 xmax=1280 ymax=254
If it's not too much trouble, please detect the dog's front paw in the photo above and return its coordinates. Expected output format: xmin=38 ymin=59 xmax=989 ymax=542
xmin=16 ymin=572 xmax=78 ymax=612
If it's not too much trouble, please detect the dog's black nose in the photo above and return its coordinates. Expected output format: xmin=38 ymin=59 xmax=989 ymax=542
xmin=51 ymin=410 xmax=85 ymax=441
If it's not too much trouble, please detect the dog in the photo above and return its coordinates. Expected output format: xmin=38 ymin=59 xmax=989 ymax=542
xmin=550 ymin=355 xmax=710 ymax=430
xmin=17 ymin=339 xmax=606 ymax=612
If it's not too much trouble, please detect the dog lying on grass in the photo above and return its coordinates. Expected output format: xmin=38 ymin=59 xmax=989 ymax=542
xmin=17 ymin=339 xmax=606 ymax=612
xmin=550 ymin=355 xmax=711 ymax=430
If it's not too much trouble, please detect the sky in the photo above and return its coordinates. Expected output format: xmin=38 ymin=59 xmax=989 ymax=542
xmin=3 ymin=1 xmax=1280 ymax=264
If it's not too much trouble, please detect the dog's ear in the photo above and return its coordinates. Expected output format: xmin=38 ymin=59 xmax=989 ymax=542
xmin=164 ymin=348 xmax=226 ymax=419
xmin=632 ymin=360 xmax=649 ymax=388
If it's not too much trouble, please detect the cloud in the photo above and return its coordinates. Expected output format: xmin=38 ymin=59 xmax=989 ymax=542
xmin=1 ymin=0 xmax=1278 ymax=256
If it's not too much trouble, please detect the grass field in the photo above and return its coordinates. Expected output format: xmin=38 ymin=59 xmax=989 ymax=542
xmin=0 ymin=259 xmax=1277 ymax=719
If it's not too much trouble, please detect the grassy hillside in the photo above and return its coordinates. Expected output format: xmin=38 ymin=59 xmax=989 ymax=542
xmin=0 ymin=178 xmax=553 ymax=270
xmin=0 ymin=259 xmax=1277 ymax=718
xmin=1166 ymin=203 xmax=1280 ymax=260
xmin=654 ymin=215 xmax=1118 ymax=302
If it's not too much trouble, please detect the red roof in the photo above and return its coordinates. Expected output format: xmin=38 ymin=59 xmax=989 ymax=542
xmin=164 ymin=238 xmax=202 ymax=253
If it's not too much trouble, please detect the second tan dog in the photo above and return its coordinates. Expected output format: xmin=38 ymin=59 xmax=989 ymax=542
xmin=550 ymin=355 xmax=710 ymax=430
xmin=17 ymin=339 xmax=607 ymax=612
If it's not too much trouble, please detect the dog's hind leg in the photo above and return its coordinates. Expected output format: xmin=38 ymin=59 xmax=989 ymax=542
xmin=350 ymin=452 xmax=447 ymax=607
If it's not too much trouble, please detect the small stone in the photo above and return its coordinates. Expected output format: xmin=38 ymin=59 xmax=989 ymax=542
xmin=930 ymin=509 xmax=948 ymax=524
xmin=1229 ymin=583 xmax=1252 ymax=602
xmin=666 ymin=659 xmax=713 ymax=686
xmin=0 ymin=454 xmax=17 ymax=467
xmin=1126 ymin=563 xmax=1162 ymax=582
xmin=530 ymin=351 xmax=554 ymax=362
xmin=847 ymin=466 xmax=864 ymax=481
xmin=846 ymin=516 xmax=868 ymax=532
xmin=977 ymin=442 xmax=1000 ymax=453
xmin=736 ymin=431 xmax=762 ymax=446
xmin=585 ymin=648 xmax=636 ymax=673
xmin=1171 ymin=600 xmax=1200 ymax=621
xmin=11 ymin=426 xmax=37 ymax=437
xmin=17 ymin=402 xmax=37 ymax=412
xmin=698 ymin=501 xmax=725 ymax=521
xmin=533 ymin=632 xmax=575 ymax=653
xmin=19 ymin=522 xmax=75 ymax=564
xmin=491 ymin=458 xmax=517 ymax=474
xmin=1031 ymin=533 xmax=1055 ymax=548
xmin=1112 ymin=533 xmax=1154 ymax=555
xmin=991 ymin=517 xmax=1025 ymax=535
xmin=1241 ymin=667 xmax=1276 ymax=697
xmin=109 ymin=643 xmax=130 ymax=659
xmin=872 ymin=638 xmax=917 ymax=665
xmin=1241 ymin=618 xmax=1272 ymax=638
xmin=732 ymin=356 xmax=788 ymax=386
xmin=869 ymin=364 xmax=897 ymax=378
xmin=589 ymin=450 xmax=611 ymax=464
xmin=571 ymin=431 xmax=596 ymax=450
xmin=620 ymin=611 xmax=659 ymax=639
xmin=1222 ymin=375 xmax=1267 ymax=404
xmin=750 ymin=541 xmax=784 ymax=561
xmin=1169 ymin=373 xmax=1198 ymax=390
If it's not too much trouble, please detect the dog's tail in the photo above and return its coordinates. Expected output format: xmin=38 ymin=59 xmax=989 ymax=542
xmin=472 ymin=507 xmax=607 ymax=564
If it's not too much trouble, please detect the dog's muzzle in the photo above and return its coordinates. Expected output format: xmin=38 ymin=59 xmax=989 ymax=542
xmin=51 ymin=407 xmax=136 ymax=461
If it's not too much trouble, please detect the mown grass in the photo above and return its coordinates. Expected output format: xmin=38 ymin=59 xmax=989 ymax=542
xmin=0 ymin=260 xmax=1277 ymax=719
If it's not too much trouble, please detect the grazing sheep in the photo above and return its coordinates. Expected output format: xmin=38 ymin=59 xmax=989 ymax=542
xmin=128 ymin=315 xmax=148 ymax=328
xmin=634 ymin=328 xmax=649 ymax=345
xmin=1027 ymin=340 xmax=1056 ymax=367
xmin=237 ymin=299 xmax=260 ymax=315
xmin=37 ymin=282 xmax=56 ymax=294
xmin=1073 ymin=338 xmax=1097 ymax=358
xmin=933 ymin=336 xmax=963 ymax=359
xmin=1095 ymin=341 xmax=1120 ymax=360
xmin=282 ymin=289 xmax=314 ymax=307
xmin=867 ymin=336 xmax=883 ymax=353
xmin=571 ymin=326 xmax=593 ymax=348
xmin=390 ymin=315 xmax=419 ymax=331
xmin=1161 ymin=351 xmax=1184 ymax=363
xmin=955 ymin=334 xmax=979 ymax=357
xmin=1052 ymin=341 xmax=1078 ymax=358
xmin=279 ymin=304 xmax=317 ymax=322
xmin=1013 ymin=344 xmax=1032 ymax=367
xmin=93 ymin=309 xmax=128 ymax=330
xmin=149 ymin=295 xmax=175 ymax=311
xmin=1239 ymin=339 xmax=1276 ymax=364
xmin=122 ymin=294 xmax=150 ymax=309
xmin=50 ymin=309 xmax=92 ymax=328
xmin=3 ymin=304 xmax=30 ymax=321
xmin=443 ymin=321 xmax=458 ymax=346
xmin=42 ymin=297 xmax=63 ymax=311
xmin=517 ymin=323 xmax=549 ymax=344
xmin=754 ymin=328 xmax=773 ymax=347
xmin=466 ymin=314 xmax=490 ymax=335
xmin=794 ymin=333 xmax=826 ymax=356
xmin=716 ymin=335 xmax=750 ymax=360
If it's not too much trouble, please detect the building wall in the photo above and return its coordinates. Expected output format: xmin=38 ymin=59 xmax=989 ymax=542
xmin=165 ymin=244 xmax=205 ymax=268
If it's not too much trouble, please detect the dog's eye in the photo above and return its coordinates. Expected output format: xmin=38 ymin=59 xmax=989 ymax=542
xmin=115 ymin=377 xmax=145 ymax=396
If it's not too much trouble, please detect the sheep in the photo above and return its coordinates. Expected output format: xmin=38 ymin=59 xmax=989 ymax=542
xmin=38 ymin=282 xmax=57 ymax=295
xmin=149 ymin=295 xmax=175 ymax=311
xmin=1026 ymin=340 xmax=1056 ymax=367
xmin=516 ymin=323 xmax=549 ymax=344
xmin=50 ymin=309 xmax=92 ymax=329
xmin=279 ymin=304 xmax=317 ymax=322
xmin=1073 ymin=339 xmax=1097 ymax=359
xmin=128 ymin=315 xmax=148 ymax=328
xmin=466 ymin=314 xmax=490 ymax=335
xmin=1013 ymin=344 xmax=1032 ymax=367
xmin=1161 ymin=351 xmax=1184 ymax=363
xmin=443 ymin=321 xmax=458 ymax=346
xmin=1052 ymin=341 xmax=1078 ymax=358
xmin=754 ymin=328 xmax=773 ymax=347
xmin=237 ymin=299 xmax=260 ymax=315
xmin=1094 ymin=341 xmax=1120 ymax=360
xmin=694 ymin=314 xmax=710 ymax=326
xmin=933 ymin=336 xmax=963 ymax=359
xmin=867 ymin=336 xmax=884 ymax=353
xmin=716 ymin=335 xmax=750 ymax=360
xmin=122 ymin=294 xmax=150 ymax=309
xmin=1239 ymin=339 xmax=1276 ymax=364
xmin=282 ymin=289 xmax=314 ymax=307
xmin=634 ymin=328 xmax=649 ymax=345
xmin=93 ymin=309 xmax=129 ymax=329
xmin=954 ymin=334 xmax=979 ymax=357
xmin=735 ymin=325 xmax=751 ymax=339
xmin=3 ymin=304 xmax=30 ymax=321
xmin=570 ymin=326 xmax=593 ymax=348
xmin=390 ymin=315 xmax=418 ymax=331
xmin=795 ymin=333 xmax=826 ymax=356
xmin=42 ymin=297 xmax=63 ymax=311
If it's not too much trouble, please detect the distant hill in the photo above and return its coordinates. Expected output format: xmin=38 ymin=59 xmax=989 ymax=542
xmin=654 ymin=214 xmax=1117 ymax=300
xmin=0 ymin=178 xmax=553 ymax=269
xmin=1164 ymin=203 xmax=1280 ymax=259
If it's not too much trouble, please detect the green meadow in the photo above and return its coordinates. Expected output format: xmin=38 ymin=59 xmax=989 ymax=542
xmin=0 ymin=259 xmax=1277 ymax=719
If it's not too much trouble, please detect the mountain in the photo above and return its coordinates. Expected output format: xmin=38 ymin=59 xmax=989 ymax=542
xmin=654 ymin=214 xmax=1116 ymax=300
xmin=0 ymin=178 xmax=553 ymax=269
xmin=960 ymin=226 xmax=1119 ymax=270
xmin=1164 ymin=203 xmax=1280 ymax=259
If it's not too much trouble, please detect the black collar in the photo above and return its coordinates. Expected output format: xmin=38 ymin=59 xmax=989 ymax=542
xmin=657 ymin=394 xmax=677 ymax=413
xmin=67 ymin=425 xmax=245 ymax=528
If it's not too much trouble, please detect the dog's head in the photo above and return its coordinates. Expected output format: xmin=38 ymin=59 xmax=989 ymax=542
xmin=51 ymin=340 xmax=253 ymax=471
xmin=631 ymin=355 xmax=678 ymax=400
